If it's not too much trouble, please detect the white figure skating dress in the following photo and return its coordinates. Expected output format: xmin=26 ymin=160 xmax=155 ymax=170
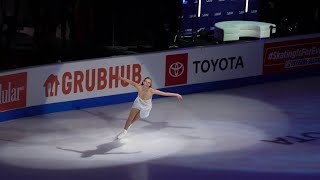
xmin=132 ymin=96 xmax=152 ymax=118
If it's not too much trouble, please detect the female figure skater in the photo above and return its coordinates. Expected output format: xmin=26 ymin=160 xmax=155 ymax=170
xmin=116 ymin=76 xmax=183 ymax=139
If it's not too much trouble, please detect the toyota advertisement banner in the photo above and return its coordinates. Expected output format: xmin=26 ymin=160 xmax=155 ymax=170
xmin=164 ymin=42 xmax=263 ymax=87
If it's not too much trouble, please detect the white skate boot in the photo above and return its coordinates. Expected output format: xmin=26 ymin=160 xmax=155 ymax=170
xmin=117 ymin=129 xmax=128 ymax=139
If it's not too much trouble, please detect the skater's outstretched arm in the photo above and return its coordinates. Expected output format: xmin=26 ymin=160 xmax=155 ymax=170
xmin=152 ymin=89 xmax=183 ymax=101
xmin=118 ymin=76 xmax=140 ymax=89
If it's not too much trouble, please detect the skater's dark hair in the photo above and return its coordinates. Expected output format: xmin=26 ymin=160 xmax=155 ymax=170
xmin=141 ymin=77 xmax=152 ymax=87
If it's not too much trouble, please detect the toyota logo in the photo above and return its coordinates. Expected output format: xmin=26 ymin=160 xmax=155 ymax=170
xmin=169 ymin=62 xmax=184 ymax=77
